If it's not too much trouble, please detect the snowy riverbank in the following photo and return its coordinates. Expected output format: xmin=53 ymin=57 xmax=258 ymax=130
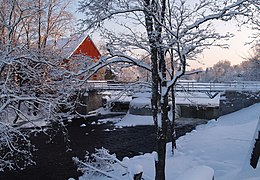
xmin=77 ymin=103 xmax=260 ymax=180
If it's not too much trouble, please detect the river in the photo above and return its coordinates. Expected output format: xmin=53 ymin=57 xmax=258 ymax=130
xmin=0 ymin=116 xmax=207 ymax=180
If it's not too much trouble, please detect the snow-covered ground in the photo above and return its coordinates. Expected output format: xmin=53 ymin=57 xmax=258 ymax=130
xmin=165 ymin=103 xmax=260 ymax=180
xmin=104 ymin=91 xmax=220 ymax=107
xmin=175 ymin=92 xmax=220 ymax=106
xmin=115 ymin=113 xmax=153 ymax=127
xmin=77 ymin=103 xmax=260 ymax=180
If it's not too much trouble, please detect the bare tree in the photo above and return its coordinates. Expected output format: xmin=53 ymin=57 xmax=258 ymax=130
xmin=77 ymin=0 xmax=258 ymax=179
xmin=240 ymin=44 xmax=260 ymax=81
xmin=40 ymin=0 xmax=74 ymax=48
xmin=248 ymin=1 xmax=259 ymax=42
xmin=0 ymin=0 xmax=75 ymax=50
xmin=0 ymin=0 xmax=78 ymax=171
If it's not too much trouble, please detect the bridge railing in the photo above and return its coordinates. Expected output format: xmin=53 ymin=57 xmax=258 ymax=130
xmin=82 ymin=80 xmax=131 ymax=91
xmin=175 ymin=81 xmax=260 ymax=92
xmin=81 ymin=81 xmax=260 ymax=92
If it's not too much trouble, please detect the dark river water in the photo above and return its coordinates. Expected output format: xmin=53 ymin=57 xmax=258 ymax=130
xmin=0 ymin=115 xmax=207 ymax=180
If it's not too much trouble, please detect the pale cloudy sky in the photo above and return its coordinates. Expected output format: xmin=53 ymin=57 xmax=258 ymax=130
xmin=72 ymin=1 xmax=254 ymax=69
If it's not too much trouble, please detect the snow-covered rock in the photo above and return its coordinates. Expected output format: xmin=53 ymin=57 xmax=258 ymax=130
xmin=129 ymin=97 xmax=152 ymax=116
xmin=80 ymin=124 xmax=86 ymax=127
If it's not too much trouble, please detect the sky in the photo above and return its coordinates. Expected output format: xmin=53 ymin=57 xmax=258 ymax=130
xmin=71 ymin=1 xmax=255 ymax=70
xmin=193 ymin=23 xmax=254 ymax=69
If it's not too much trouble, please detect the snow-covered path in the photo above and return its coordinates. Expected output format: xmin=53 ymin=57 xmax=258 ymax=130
xmin=127 ymin=103 xmax=260 ymax=180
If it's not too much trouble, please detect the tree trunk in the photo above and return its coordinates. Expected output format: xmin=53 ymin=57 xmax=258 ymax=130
xmin=143 ymin=0 xmax=159 ymax=130
xmin=37 ymin=0 xmax=42 ymax=50
xmin=155 ymin=6 xmax=167 ymax=177
xmin=171 ymin=87 xmax=177 ymax=153
xmin=156 ymin=129 xmax=166 ymax=180
xmin=144 ymin=0 xmax=167 ymax=179
xmin=155 ymin=94 xmax=168 ymax=180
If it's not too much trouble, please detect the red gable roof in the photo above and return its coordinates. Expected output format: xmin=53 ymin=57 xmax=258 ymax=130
xmin=69 ymin=36 xmax=101 ymax=60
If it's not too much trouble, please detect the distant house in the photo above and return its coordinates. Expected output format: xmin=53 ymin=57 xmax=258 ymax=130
xmin=50 ymin=35 xmax=105 ymax=80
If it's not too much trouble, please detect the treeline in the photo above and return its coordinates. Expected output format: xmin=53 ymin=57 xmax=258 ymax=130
xmin=183 ymin=45 xmax=260 ymax=82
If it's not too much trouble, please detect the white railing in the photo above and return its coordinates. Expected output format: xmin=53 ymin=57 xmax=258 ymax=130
xmin=81 ymin=80 xmax=260 ymax=92
xmin=175 ymin=81 xmax=260 ymax=92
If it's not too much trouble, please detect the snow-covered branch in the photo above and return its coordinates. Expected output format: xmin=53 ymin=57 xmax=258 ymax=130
xmin=73 ymin=147 xmax=127 ymax=179
xmin=73 ymin=147 xmax=147 ymax=180
xmin=0 ymin=122 xmax=35 ymax=172
xmin=78 ymin=0 xmax=144 ymax=31
xmin=64 ymin=51 xmax=151 ymax=83
xmin=185 ymin=0 xmax=254 ymax=31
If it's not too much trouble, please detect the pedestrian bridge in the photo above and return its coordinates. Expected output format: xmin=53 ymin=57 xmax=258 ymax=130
xmin=81 ymin=80 xmax=260 ymax=93
xmin=75 ymin=80 xmax=260 ymax=118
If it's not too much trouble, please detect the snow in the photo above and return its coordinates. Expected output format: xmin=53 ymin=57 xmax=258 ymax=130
xmin=104 ymin=90 xmax=220 ymax=108
xmin=128 ymin=163 xmax=143 ymax=176
xmin=152 ymin=151 xmax=158 ymax=162
xmin=132 ymin=92 xmax=151 ymax=98
xmin=130 ymin=97 xmax=151 ymax=109
xmin=235 ymin=115 xmax=260 ymax=180
xmin=98 ymin=117 xmax=121 ymax=124
xmin=93 ymin=107 xmax=125 ymax=116
xmin=103 ymin=128 xmax=116 ymax=132
xmin=78 ymin=103 xmax=260 ymax=180
xmin=176 ymin=165 xmax=214 ymax=180
xmin=165 ymin=103 xmax=260 ymax=180
xmin=46 ymin=35 xmax=87 ymax=58
xmin=175 ymin=92 xmax=220 ymax=106
xmin=115 ymin=113 xmax=153 ymax=127
xmin=102 ymin=91 xmax=133 ymax=103
xmin=80 ymin=124 xmax=86 ymax=127
xmin=19 ymin=118 xmax=49 ymax=128
xmin=172 ymin=103 xmax=260 ymax=179
xmin=114 ymin=111 xmax=207 ymax=128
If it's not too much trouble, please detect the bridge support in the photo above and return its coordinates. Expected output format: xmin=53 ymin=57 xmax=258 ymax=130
xmin=179 ymin=105 xmax=219 ymax=120
xmin=76 ymin=90 xmax=103 ymax=115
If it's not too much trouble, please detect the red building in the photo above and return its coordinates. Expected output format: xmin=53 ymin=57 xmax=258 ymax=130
xmin=68 ymin=35 xmax=104 ymax=80
xmin=69 ymin=36 xmax=100 ymax=61
xmin=51 ymin=35 xmax=105 ymax=80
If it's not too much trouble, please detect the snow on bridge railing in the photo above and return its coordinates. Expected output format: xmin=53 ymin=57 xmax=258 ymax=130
xmin=175 ymin=81 xmax=260 ymax=92
xmin=80 ymin=80 xmax=260 ymax=92
xmin=82 ymin=80 xmax=143 ymax=91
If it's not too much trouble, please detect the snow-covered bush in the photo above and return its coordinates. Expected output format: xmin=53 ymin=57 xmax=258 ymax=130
xmin=73 ymin=148 xmax=125 ymax=179
xmin=0 ymin=122 xmax=35 ymax=172
xmin=73 ymin=147 xmax=144 ymax=180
